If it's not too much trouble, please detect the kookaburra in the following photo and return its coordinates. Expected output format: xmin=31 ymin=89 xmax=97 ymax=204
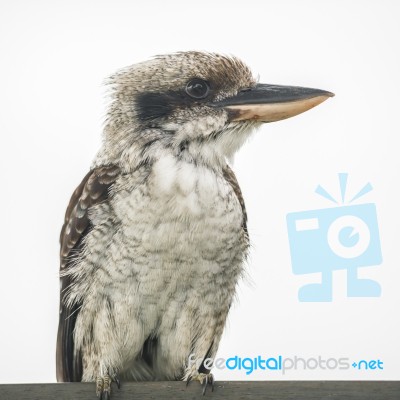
xmin=56 ymin=51 xmax=333 ymax=398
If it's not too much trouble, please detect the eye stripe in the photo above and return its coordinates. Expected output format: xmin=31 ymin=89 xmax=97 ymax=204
xmin=136 ymin=79 xmax=213 ymax=124
xmin=136 ymin=92 xmax=176 ymax=121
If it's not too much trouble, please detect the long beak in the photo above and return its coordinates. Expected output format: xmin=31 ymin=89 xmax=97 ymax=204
xmin=212 ymin=84 xmax=334 ymax=122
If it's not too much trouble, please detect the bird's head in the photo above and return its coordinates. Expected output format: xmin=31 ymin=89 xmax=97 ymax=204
xmin=99 ymin=51 xmax=333 ymax=169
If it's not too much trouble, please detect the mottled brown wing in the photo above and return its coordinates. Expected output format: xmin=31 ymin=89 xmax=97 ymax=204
xmin=222 ymin=164 xmax=248 ymax=236
xmin=56 ymin=165 xmax=120 ymax=382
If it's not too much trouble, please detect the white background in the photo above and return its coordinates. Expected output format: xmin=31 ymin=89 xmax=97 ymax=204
xmin=0 ymin=0 xmax=399 ymax=383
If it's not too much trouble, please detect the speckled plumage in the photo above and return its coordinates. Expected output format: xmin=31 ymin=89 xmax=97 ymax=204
xmin=57 ymin=52 xmax=258 ymax=393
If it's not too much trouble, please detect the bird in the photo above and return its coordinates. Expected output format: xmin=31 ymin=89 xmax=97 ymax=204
xmin=56 ymin=51 xmax=333 ymax=399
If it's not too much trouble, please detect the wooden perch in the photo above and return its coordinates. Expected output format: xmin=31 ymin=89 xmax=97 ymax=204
xmin=2 ymin=380 xmax=400 ymax=400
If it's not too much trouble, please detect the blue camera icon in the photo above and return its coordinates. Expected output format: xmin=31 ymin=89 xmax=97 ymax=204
xmin=287 ymin=203 xmax=382 ymax=302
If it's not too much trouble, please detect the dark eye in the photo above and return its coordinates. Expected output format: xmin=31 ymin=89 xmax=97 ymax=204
xmin=185 ymin=78 xmax=210 ymax=99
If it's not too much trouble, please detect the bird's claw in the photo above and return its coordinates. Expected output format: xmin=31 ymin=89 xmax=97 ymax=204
xmin=96 ymin=374 xmax=121 ymax=399
xmin=112 ymin=374 xmax=121 ymax=389
xmin=201 ymin=373 xmax=214 ymax=395
xmin=186 ymin=372 xmax=214 ymax=395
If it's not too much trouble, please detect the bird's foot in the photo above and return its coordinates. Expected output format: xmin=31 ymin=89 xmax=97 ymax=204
xmin=200 ymin=372 xmax=214 ymax=395
xmin=111 ymin=373 xmax=121 ymax=389
xmin=96 ymin=374 xmax=120 ymax=399
xmin=186 ymin=372 xmax=214 ymax=395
